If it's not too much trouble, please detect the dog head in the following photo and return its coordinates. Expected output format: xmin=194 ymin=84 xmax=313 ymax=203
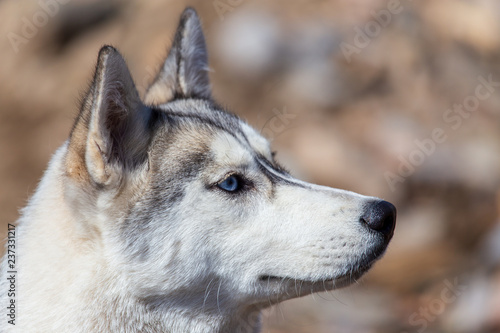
xmin=64 ymin=8 xmax=395 ymax=316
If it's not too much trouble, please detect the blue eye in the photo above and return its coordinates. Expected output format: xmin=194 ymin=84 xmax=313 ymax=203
xmin=218 ymin=175 xmax=241 ymax=192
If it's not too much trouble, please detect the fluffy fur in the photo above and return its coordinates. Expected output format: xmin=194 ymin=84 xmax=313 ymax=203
xmin=0 ymin=8 xmax=395 ymax=332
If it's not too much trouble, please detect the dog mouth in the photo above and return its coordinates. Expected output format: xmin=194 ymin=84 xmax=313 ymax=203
xmin=258 ymin=275 xmax=285 ymax=282
xmin=257 ymin=263 xmax=372 ymax=292
xmin=257 ymin=246 xmax=384 ymax=290
xmin=253 ymin=271 xmax=367 ymax=305
xmin=257 ymin=275 xmax=346 ymax=289
xmin=254 ymin=239 xmax=389 ymax=302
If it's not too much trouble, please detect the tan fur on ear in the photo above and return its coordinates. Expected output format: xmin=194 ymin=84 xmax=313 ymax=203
xmin=66 ymin=87 xmax=93 ymax=183
xmin=66 ymin=129 xmax=91 ymax=184
xmin=144 ymin=80 xmax=176 ymax=105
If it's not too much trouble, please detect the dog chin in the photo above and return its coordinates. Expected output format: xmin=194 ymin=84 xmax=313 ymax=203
xmin=255 ymin=262 xmax=373 ymax=303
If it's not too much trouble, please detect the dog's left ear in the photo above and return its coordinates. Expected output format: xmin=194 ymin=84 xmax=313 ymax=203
xmin=145 ymin=8 xmax=211 ymax=105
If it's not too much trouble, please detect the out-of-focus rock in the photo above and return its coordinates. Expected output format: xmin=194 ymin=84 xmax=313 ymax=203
xmin=443 ymin=272 xmax=499 ymax=332
xmin=414 ymin=140 xmax=500 ymax=192
xmin=420 ymin=1 xmax=500 ymax=54
xmin=215 ymin=9 xmax=281 ymax=78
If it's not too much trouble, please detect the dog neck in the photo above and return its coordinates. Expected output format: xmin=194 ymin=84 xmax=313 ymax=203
xmin=7 ymin=143 xmax=263 ymax=332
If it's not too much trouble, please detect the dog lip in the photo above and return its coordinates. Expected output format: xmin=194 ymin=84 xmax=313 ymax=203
xmin=257 ymin=272 xmax=354 ymax=285
xmin=257 ymin=262 xmax=375 ymax=286
xmin=257 ymin=274 xmax=319 ymax=283
xmin=258 ymin=275 xmax=286 ymax=282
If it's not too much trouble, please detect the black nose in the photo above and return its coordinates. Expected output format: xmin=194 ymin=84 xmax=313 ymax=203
xmin=361 ymin=200 xmax=396 ymax=240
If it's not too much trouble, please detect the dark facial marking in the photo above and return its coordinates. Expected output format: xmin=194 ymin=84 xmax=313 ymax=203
xmin=255 ymin=156 xmax=305 ymax=189
xmin=120 ymin=127 xmax=211 ymax=261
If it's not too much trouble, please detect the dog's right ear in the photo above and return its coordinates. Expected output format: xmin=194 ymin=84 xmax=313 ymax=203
xmin=67 ymin=46 xmax=154 ymax=186
xmin=144 ymin=8 xmax=211 ymax=105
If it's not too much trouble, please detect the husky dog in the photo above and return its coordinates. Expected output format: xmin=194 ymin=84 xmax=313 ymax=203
xmin=0 ymin=8 xmax=396 ymax=333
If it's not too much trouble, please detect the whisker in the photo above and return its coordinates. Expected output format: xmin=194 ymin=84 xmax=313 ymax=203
xmin=216 ymin=280 xmax=222 ymax=314
xmin=202 ymin=278 xmax=215 ymax=310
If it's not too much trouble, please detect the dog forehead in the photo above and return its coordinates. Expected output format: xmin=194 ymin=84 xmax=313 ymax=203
xmin=209 ymin=121 xmax=272 ymax=166
xmin=239 ymin=122 xmax=273 ymax=160
xmin=156 ymin=98 xmax=215 ymax=117
xmin=155 ymin=99 xmax=273 ymax=161
xmin=209 ymin=131 xmax=253 ymax=165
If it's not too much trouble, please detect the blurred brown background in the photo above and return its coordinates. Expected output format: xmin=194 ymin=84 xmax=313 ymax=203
xmin=1 ymin=0 xmax=500 ymax=332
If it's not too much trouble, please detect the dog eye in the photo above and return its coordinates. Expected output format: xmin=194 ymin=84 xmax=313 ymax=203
xmin=217 ymin=175 xmax=242 ymax=192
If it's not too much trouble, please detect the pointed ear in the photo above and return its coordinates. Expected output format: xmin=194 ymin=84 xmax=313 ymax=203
xmin=68 ymin=46 xmax=153 ymax=186
xmin=145 ymin=8 xmax=211 ymax=105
